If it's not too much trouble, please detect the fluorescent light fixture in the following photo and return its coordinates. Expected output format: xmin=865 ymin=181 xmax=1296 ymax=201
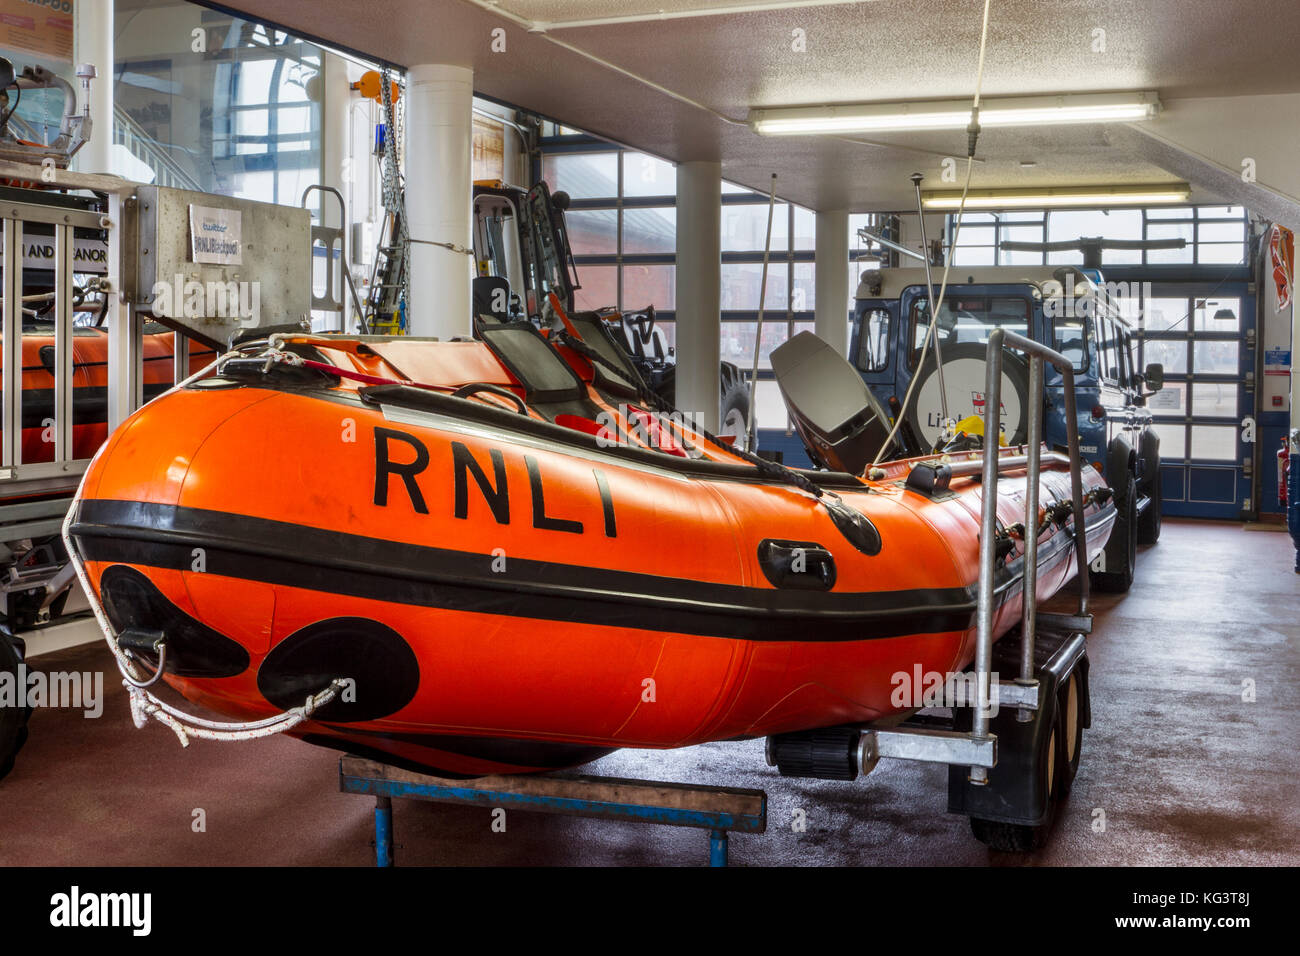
xmin=749 ymin=92 xmax=1160 ymax=135
xmin=920 ymin=184 xmax=1191 ymax=210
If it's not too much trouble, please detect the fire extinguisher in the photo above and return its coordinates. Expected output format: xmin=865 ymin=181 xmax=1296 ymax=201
xmin=1280 ymin=437 xmax=1291 ymax=509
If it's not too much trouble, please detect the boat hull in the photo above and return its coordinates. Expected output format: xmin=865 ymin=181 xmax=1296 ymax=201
xmin=70 ymin=377 xmax=1114 ymax=777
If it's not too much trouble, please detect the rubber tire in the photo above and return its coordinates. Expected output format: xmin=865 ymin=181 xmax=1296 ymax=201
xmin=719 ymin=380 xmax=753 ymax=452
xmin=0 ymin=632 xmax=31 ymax=782
xmin=1057 ymin=671 xmax=1083 ymax=796
xmin=1138 ymin=468 xmax=1162 ymax=546
xmin=1091 ymin=473 xmax=1137 ymax=593
xmin=969 ymin=709 xmax=1064 ymax=852
xmin=906 ymin=341 xmax=1032 ymax=450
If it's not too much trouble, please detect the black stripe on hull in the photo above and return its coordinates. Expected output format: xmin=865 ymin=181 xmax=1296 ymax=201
xmin=71 ymin=499 xmax=1113 ymax=644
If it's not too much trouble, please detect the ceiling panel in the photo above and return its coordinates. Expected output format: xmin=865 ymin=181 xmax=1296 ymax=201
xmin=201 ymin=0 xmax=1300 ymax=210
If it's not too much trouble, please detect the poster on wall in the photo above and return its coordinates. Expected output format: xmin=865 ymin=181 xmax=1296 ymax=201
xmin=472 ymin=114 xmax=505 ymax=183
xmin=0 ymin=0 xmax=74 ymax=62
xmin=1269 ymin=223 xmax=1294 ymax=312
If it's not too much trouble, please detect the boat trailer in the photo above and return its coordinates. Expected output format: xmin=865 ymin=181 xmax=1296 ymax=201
xmin=339 ymin=330 xmax=1101 ymax=862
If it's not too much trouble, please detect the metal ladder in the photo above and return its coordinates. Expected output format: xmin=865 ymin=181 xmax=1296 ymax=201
xmin=301 ymin=184 xmax=366 ymax=333
xmin=365 ymin=68 xmax=407 ymax=335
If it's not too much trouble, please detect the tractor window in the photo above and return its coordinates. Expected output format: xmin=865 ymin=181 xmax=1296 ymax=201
xmin=472 ymin=196 xmax=526 ymax=309
xmin=525 ymin=185 xmax=577 ymax=312
xmin=1096 ymin=318 xmax=1119 ymax=383
xmin=1121 ymin=329 xmax=1136 ymax=385
xmin=908 ymin=295 xmax=1030 ymax=368
xmin=854 ymin=308 xmax=891 ymax=372
xmin=1052 ymin=317 xmax=1089 ymax=372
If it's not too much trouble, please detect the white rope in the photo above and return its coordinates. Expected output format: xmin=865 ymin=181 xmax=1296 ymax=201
xmin=871 ymin=0 xmax=992 ymax=469
xmin=59 ymin=390 xmax=346 ymax=748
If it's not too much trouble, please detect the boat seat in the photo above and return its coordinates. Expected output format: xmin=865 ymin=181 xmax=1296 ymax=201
xmin=473 ymin=276 xmax=512 ymax=323
xmin=770 ymin=330 xmax=896 ymax=475
xmin=558 ymin=311 xmax=644 ymax=399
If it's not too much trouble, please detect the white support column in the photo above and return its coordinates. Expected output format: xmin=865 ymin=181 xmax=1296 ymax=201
xmin=73 ymin=0 xmax=113 ymax=175
xmin=675 ymin=160 xmax=722 ymax=431
xmin=317 ymin=52 xmax=353 ymax=329
xmin=815 ymin=209 xmax=849 ymax=356
xmin=320 ymin=53 xmax=352 ymax=226
xmin=405 ymin=64 xmax=473 ymax=339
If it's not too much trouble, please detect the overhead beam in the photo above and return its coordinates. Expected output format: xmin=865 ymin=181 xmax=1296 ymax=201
xmin=1110 ymin=94 xmax=1300 ymax=231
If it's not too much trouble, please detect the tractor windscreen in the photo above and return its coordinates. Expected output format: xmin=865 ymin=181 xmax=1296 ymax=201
xmin=525 ymin=184 xmax=577 ymax=311
xmin=908 ymin=295 xmax=1032 ymax=369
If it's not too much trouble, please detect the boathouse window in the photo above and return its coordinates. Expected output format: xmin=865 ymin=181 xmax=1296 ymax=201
xmin=948 ymin=206 xmax=1247 ymax=267
xmin=538 ymin=132 xmax=819 ymax=435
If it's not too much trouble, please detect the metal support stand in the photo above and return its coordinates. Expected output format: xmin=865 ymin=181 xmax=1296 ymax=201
xmin=341 ymin=755 xmax=766 ymax=867
xmin=709 ymin=829 xmax=728 ymax=867
xmin=374 ymin=796 xmax=393 ymax=868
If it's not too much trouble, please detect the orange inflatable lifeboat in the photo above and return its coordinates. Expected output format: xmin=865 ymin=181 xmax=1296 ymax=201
xmin=64 ymin=317 xmax=1115 ymax=778
xmin=4 ymin=322 xmax=215 ymax=467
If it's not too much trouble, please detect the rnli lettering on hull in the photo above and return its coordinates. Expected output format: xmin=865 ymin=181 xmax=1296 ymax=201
xmin=373 ymin=427 xmax=617 ymax=538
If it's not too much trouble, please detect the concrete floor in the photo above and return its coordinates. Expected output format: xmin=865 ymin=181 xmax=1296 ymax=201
xmin=1 ymin=518 xmax=1296 ymax=866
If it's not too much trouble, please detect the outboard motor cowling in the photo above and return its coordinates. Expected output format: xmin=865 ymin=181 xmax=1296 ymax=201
xmin=770 ymin=331 xmax=896 ymax=475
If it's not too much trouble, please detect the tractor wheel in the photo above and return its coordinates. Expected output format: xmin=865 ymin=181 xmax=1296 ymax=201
xmin=1091 ymin=473 xmax=1137 ymax=593
xmin=0 ymin=631 xmax=31 ymax=782
xmin=719 ymin=380 xmax=753 ymax=452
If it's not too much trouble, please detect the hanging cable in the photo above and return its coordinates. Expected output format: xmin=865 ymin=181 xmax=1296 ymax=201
xmin=871 ymin=0 xmax=992 ymax=469
xmin=745 ymin=173 xmax=778 ymax=451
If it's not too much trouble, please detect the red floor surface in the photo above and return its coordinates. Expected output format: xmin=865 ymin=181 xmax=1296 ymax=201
xmin=1 ymin=518 xmax=1297 ymax=866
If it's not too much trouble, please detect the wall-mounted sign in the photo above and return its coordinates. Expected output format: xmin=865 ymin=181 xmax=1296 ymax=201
xmin=0 ymin=0 xmax=74 ymax=62
xmin=189 ymin=204 xmax=242 ymax=266
xmin=0 ymin=232 xmax=107 ymax=274
xmin=1263 ymin=348 xmax=1291 ymax=375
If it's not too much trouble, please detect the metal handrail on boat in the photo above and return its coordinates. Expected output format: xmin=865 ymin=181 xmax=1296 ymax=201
xmin=967 ymin=327 xmax=1091 ymax=784
xmin=848 ymin=329 xmax=1096 ymax=785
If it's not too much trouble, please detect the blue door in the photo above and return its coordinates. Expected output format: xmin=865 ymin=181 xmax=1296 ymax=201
xmin=1139 ymin=283 xmax=1255 ymax=519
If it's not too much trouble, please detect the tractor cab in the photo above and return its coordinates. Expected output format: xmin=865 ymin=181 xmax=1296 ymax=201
xmin=471 ymin=179 xmax=569 ymax=324
xmin=850 ymin=264 xmax=1164 ymax=593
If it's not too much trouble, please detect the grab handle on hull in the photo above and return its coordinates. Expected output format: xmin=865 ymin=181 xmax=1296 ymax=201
xmin=117 ymin=628 xmax=167 ymax=688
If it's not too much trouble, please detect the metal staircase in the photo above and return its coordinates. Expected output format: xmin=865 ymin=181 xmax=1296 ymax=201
xmin=111 ymin=106 xmax=204 ymax=192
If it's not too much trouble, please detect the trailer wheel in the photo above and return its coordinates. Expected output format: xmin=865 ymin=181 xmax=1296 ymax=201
xmin=0 ymin=632 xmax=31 ymax=782
xmin=1058 ymin=671 xmax=1083 ymax=795
xmin=1090 ymin=473 xmax=1136 ymax=593
xmin=970 ymin=709 xmax=1063 ymax=852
